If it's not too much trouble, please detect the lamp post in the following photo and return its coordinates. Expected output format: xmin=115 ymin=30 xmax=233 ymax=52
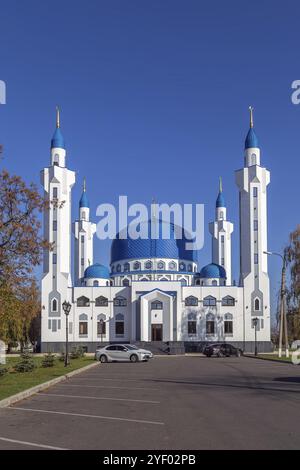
xmin=253 ymin=317 xmax=259 ymax=356
xmin=264 ymin=251 xmax=289 ymax=358
xmin=62 ymin=300 xmax=72 ymax=367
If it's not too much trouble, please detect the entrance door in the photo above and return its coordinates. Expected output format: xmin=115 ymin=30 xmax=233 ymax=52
xmin=151 ymin=324 xmax=163 ymax=341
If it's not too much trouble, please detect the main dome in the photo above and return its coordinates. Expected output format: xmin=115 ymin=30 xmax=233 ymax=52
xmin=110 ymin=219 xmax=198 ymax=264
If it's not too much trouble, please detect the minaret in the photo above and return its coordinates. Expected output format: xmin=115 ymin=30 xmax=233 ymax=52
xmin=73 ymin=178 xmax=96 ymax=285
xmin=209 ymin=178 xmax=234 ymax=285
xmin=235 ymin=107 xmax=270 ymax=342
xmin=40 ymin=108 xmax=75 ymax=351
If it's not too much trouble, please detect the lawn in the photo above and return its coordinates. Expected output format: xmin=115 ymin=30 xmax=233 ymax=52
xmin=257 ymin=354 xmax=296 ymax=363
xmin=0 ymin=356 xmax=95 ymax=401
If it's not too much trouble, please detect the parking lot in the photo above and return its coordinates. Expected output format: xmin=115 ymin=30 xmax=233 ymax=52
xmin=0 ymin=356 xmax=300 ymax=449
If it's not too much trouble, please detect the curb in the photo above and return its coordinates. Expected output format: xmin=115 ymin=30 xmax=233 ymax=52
xmin=0 ymin=361 xmax=99 ymax=408
xmin=243 ymin=354 xmax=293 ymax=365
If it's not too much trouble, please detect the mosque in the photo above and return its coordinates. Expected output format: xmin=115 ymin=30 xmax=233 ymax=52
xmin=41 ymin=108 xmax=271 ymax=353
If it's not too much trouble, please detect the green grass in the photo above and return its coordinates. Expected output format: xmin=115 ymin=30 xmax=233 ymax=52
xmin=0 ymin=356 xmax=95 ymax=401
xmin=257 ymin=354 xmax=295 ymax=363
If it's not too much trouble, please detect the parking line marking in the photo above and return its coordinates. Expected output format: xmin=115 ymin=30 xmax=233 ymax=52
xmin=39 ymin=392 xmax=160 ymax=404
xmin=11 ymin=407 xmax=165 ymax=426
xmin=0 ymin=436 xmax=68 ymax=450
xmin=60 ymin=383 xmax=160 ymax=391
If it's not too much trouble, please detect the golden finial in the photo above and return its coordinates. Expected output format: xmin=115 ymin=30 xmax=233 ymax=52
xmin=249 ymin=106 xmax=254 ymax=128
xmin=219 ymin=176 xmax=222 ymax=193
xmin=56 ymin=106 xmax=60 ymax=128
xmin=83 ymin=177 xmax=86 ymax=192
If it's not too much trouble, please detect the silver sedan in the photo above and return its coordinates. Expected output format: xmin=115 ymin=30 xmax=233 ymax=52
xmin=95 ymin=344 xmax=153 ymax=363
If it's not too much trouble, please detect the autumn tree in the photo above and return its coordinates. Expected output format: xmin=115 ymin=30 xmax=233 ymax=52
xmin=285 ymin=224 xmax=300 ymax=341
xmin=0 ymin=170 xmax=49 ymax=348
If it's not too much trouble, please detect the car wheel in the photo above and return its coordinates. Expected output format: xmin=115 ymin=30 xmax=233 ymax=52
xmin=130 ymin=354 xmax=138 ymax=363
xmin=100 ymin=355 xmax=108 ymax=363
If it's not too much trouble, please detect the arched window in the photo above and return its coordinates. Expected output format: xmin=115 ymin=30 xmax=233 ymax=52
xmin=187 ymin=264 xmax=193 ymax=272
xmin=123 ymin=279 xmax=130 ymax=286
xmin=95 ymin=295 xmax=108 ymax=307
xmin=206 ymin=313 xmax=215 ymax=335
xmin=203 ymin=296 xmax=216 ymax=306
xmin=133 ymin=261 xmax=141 ymax=270
xmin=157 ymin=261 xmax=165 ymax=270
xmin=116 ymin=264 xmax=121 ymax=272
xmin=151 ymin=300 xmax=163 ymax=310
xmin=224 ymin=312 xmax=233 ymax=335
xmin=188 ymin=312 xmax=197 ymax=335
xmin=179 ymin=262 xmax=186 ymax=271
xmin=220 ymin=211 xmax=224 ymax=220
xmin=145 ymin=260 xmax=152 ymax=269
xmin=115 ymin=313 xmax=124 ymax=336
xmin=185 ymin=295 xmax=198 ymax=307
xmin=254 ymin=298 xmax=260 ymax=311
xmin=222 ymin=296 xmax=235 ymax=306
xmin=114 ymin=296 xmax=127 ymax=307
xmin=51 ymin=298 xmax=58 ymax=312
xmin=169 ymin=261 xmax=176 ymax=270
xmin=180 ymin=278 xmax=187 ymax=286
xmin=124 ymin=262 xmax=130 ymax=272
xmin=251 ymin=153 xmax=257 ymax=165
xmin=195 ymin=279 xmax=201 ymax=286
xmin=77 ymin=296 xmax=90 ymax=307
xmin=93 ymin=280 xmax=99 ymax=287
xmin=212 ymin=280 xmax=218 ymax=286
xmin=97 ymin=314 xmax=106 ymax=337
xmin=79 ymin=313 xmax=88 ymax=336
xmin=82 ymin=211 xmax=86 ymax=220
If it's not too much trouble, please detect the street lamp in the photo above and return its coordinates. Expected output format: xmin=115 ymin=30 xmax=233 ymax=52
xmin=264 ymin=251 xmax=289 ymax=358
xmin=62 ymin=300 xmax=72 ymax=367
xmin=253 ymin=317 xmax=259 ymax=356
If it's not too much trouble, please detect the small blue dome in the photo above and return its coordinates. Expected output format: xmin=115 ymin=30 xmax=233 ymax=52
xmin=200 ymin=263 xmax=226 ymax=279
xmin=245 ymin=128 xmax=258 ymax=149
xmin=51 ymin=127 xmax=65 ymax=149
xmin=216 ymin=191 xmax=225 ymax=208
xmin=79 ymin=191 xmax=89 ymax=208
xmin=111 ymin=219 xmax=198 ymax=264
xmin=84 ymin=263 xmax=110 ymax=279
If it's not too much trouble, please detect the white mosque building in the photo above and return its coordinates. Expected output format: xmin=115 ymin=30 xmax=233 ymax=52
xmin=40 ymin=108 xmax=271 ymax=353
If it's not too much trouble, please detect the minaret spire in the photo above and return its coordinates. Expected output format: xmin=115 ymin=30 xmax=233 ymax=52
xmin=56 ymin=106 xmax=60 ymax=128
xmin=219 ymin=176 xmax=222 ymax=193
xmin=249 ymin=106 xmax=254 ymax=128
xmin=83 ymin=177 xmax=86 ymax=192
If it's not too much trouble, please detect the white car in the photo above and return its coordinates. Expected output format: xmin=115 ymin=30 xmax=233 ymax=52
xmin=95 ymin=344 xmax=153 ymax=363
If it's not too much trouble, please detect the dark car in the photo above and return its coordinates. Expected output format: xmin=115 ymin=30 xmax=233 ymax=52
xmin=203 ymin=343 xmax=243 ymax=357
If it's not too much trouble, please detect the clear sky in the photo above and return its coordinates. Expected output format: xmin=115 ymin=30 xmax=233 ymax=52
xmin=0 ymin=0 xmax=299 ymax=319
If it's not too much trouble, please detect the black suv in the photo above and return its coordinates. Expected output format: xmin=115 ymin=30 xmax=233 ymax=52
xmin=203 ymin=343 xmax=243 ymax=357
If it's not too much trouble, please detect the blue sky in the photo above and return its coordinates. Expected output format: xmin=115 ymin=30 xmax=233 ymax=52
xmin=0 ymin=0 xmax=299 ymax=318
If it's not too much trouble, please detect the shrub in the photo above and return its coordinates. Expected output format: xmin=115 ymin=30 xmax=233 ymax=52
xmin=0 ymin=367 xmax=8 ymax=377
xmin=41 ymin=352 xmax=56 ymax=368
xmin=58 ymin=351 xmax=66 ymax=362
xmin=70 ymin=346 xmax=85 ymax=359
xmin=14 ymin=352 xmax=36 ymax=373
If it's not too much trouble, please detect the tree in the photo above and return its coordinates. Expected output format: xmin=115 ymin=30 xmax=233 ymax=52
xmin=0 ymin=169 xmax=49 ymax=348
xmin=285 ymin=225 xmax=300 ymax=340
xmin=0 ymin=170 xmax=48 ymax=285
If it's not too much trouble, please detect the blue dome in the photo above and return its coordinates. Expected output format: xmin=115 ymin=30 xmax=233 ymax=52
xmin=245 ymin=128 xmax=258 ymax=149
xmin=200 ymin=263 xmax=226 ymax=279
xmin=79 ymin=191 xmax=89 ymax=208
xmin=84 ymin=263 xmax=109 ymax=279
xmin=216 ymin=191 xmax=225 ymax=208
xmin=51 ymin=127 xmax=65 ymax=149
xmin=111 ymin=219 xmax=198 ymax=264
